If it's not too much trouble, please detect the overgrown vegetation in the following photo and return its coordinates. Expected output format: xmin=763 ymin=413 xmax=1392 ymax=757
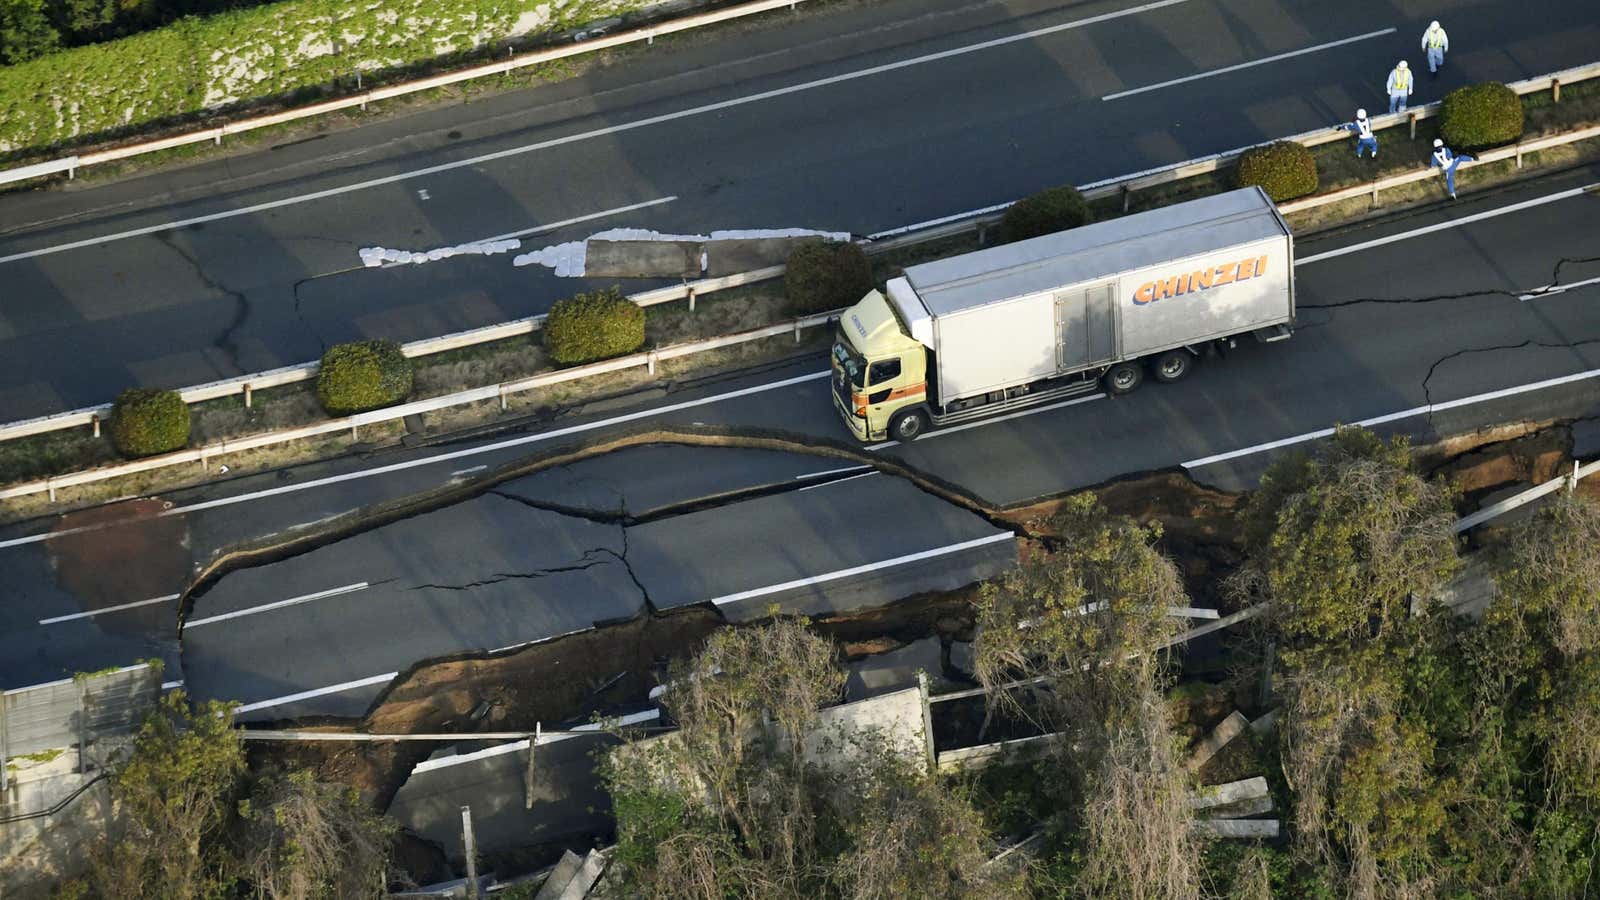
xmin=997 ymin=184 xmax=1091 ymax=243
xmin=108 ymin=387 xmax=189 ymax=457
xmin=1440 ymin=81 xmax=1525 ymax=151
xmin=545 ymin=287 xmax=647 ymax=366
xmin=601 ymin=618 xmax=1022 ymax=899
xmin=1233 ymin=141 xmax=1318 ymax=202
xmin=783 ymin=240 xmax=874 ymax=315
xmin=315 ymin=339 xmax=414 ymax=415
xmin=56 ymin=690 xmax=399 ymax=899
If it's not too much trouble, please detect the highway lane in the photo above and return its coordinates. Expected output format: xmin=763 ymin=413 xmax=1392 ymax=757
xmin=1 ymin=0 xmax=1596 ymax=418
xmin=3 ymin=169 xmax=1599 ymax=702
xmin=179 ymin=446 xmax=1013 ymax=720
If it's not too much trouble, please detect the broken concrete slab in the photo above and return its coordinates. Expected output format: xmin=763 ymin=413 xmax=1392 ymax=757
xmin=844 ymin=636 xmax=942 ymax=701
xmin=1188 ymin=710 xmax=1250 ymax=770
xmin=1208 ymin=796 xmax=1275 ymax=819
xmin=1195 ymin=818 xmax=1280 ymax=839
xmin=1189 ymin=776 xmax=1269 ymax=811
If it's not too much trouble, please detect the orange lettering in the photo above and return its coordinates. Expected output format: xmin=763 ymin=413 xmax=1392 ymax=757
xmin=1155 ymin=276 xmax=1181 ymax=300
xmin=1237 ymin=257 xmax=1256 ymax=280
xmin=1133 ymin=283 xmax=1155 ymax=305
xmin=1212 ymin=264 xmax=1235 ymax=286
xmin=1191 ymin=269 xmax=1213 ymax=291
xmin=1256 ymin=255 xmax=1268 ymax=276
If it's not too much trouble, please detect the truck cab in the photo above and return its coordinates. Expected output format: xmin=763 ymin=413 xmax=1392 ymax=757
xmin=830 ymin=289 xmax=928 ymax=442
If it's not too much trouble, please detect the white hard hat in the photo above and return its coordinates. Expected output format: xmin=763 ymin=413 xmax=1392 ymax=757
xmin=1398 ymin=60 xmax=1408 ymax=69
xmin=1356 ymin=108 xmax=1367 ymax=118
xmin=1430 ymin=20 xmax=1440 ymax=28
xmin=1433 ymin=138 xmax=1443 ymax=147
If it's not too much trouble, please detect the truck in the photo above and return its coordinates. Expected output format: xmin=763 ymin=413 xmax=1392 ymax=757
xmin=831 ymin=186 xmax=1295 ymax=443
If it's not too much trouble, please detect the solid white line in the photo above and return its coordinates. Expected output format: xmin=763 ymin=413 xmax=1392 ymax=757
xmin=233 ymin=671 xmax=397 ymax=714
xmin=707 ymin=531 xmax=1015 ymax=607
xmin=1520 ymin=274 xmax=1600 ymax=301
xmin=797 ymin=470 xmax=878 ymax=491
xmin=868 ymin=393 xmax=1106 ymax=450
xmin=1296 ymin=184 xmax=1596 ymax=265
xmin=38 ymin=592 xmax=179 ymax=625
xmin=451 ymin=465 xmax=488 ymax=477
xmin=1182 ymin=365 xmax=1600 ymax=468
xmin=0 ymin=370 xmax=832 ymax=551
xmin=185 ymin=582 xmax=370 ymax=628
xmin=375 ymin=197 xmax=678 ymax=269
xmin=793 ymin=465 xmax=871 ymax=480
xmin=1103 ymin=29 xmax=1396 ymax=100
xmin=0 ymin=0 xmax=1194 ymax=265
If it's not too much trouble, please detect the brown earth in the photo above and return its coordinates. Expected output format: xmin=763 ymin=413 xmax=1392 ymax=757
xmin=48 ymin=498 xmax=190 ymax=639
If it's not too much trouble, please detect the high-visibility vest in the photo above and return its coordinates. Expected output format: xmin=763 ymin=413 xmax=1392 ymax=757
xmin=1433 ymin=147 xmax=1452 ymax=168
xmin=1426 ymin=29 xmax=1446 ymax=49
xmin=1392 ymin=69 xmax=1411 ymax=91
xmin=1355 ymin=117 xmax=1373 ymax=139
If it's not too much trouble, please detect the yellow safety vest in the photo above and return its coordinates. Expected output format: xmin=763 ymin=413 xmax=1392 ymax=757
xmin=1393 ymin=69 xmax=1411 ymax=91
xmin=1427 ymin=30 xmax=1445 ymax=49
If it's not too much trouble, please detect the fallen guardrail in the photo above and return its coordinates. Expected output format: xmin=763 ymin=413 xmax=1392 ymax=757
xmin=0 ymin=0 xmax=813 ymax=186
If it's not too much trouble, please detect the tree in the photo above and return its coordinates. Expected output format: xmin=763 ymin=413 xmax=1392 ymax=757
xmin=91 ymin=690 xmax=245 ymax=899
xmin=234 ymin=771 xmax=398 ymax=900
xmin=972 ymin=494 xmax=1203 ymax=900
xmin=0 ymin=0 xmax=60 ymax=63
xmin=601 ymin=618 xmax=1018 ymax=900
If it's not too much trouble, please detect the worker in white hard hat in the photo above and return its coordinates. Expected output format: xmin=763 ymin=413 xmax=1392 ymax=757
xmin=1386 ymin=60 xmax=1414 ymax=114
xmin=1335 ymin=108 xmax=1378 ymax=159
xmin=1421 ymin=20 xmax=1450 ymax=77
xmin=1430 ymin=138 xmax=1474 ymax=199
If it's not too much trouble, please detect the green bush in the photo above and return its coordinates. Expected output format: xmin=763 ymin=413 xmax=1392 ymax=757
xmin=315 ymin=339 xmax=413 ymax=416
xmin=998 ymin=184 xmax=1091 ymax=243
xmin=544 ymin=288 xmax=646 ymax=366
xmin=783 ymin=240 xmax=873 ymax=314
xmin=1233 ymin=141 xmax=1319 ymax=202
xmin=1440 ymin=82 xmax=1524 ymax=151
xmin=109 ymin=388 xmax=189 ymax=458
xmin=0 ymin=0 xmax=645 ymax=154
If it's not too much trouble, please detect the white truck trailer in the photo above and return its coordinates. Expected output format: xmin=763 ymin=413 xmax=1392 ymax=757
xmin=831 ymin=186 xmax=1295 ymax=442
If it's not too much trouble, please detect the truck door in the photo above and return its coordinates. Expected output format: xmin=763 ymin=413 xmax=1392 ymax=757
xmin=1054 ymin=283 xmax=1117 ymax=372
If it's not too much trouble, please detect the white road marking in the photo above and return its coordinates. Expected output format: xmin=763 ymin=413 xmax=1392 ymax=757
xmin=38 ymin=592 xmax=179 ymax=625
xmin=793 ymin=465 xmax=871 ymax=480
xmin=705 ymin=531 xmax=1015 ymax=607
xmin=1296 ymin=184 xmax=1597 ymax=265
xmin=867 ymin=393 xmax=1106 ymax=450
xmin=417 ymin=189 xmax=430 ymax=201
xmin=1520 ymin=274 xmax=1600 ymax=301
xmin=451 ymin=465 xmax=488 ymax=477
xmin=797 ymin=470 xmax=878 ymax=491
xmin=0 ymin=371 xmax=832 ymax=551
xmin=1182 ymin=365 xmax=1600 ymax=468
xmin=408 ymin=709 xmax=660 ymax=774
xmin=0 ymin=0 xmax=1194 ymax=265
xmin=185 ymin=582 xmax=370 ymax=628
xmin=1103 ymin=28 xmax=1396 ymax=101
xmin=233 ymin=671 xmax=397 ymax=714
xmin=161 ymin=679 xmax=185 ymax=690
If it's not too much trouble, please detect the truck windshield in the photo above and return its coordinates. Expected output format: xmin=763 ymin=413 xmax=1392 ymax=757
xmin=832 ymin=340 xmax=867 ymax=388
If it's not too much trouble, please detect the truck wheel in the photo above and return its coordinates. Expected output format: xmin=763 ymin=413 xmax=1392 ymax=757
xmin=1103 ymin=362 xmax=1143 ymax=395
xmin=1153 ymin=349 xmax=1193 ymax=384
xmin=889 ymin=409 xmax=929 ymax=442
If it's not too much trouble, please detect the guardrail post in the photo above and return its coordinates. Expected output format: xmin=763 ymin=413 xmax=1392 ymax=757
xmin=198 ymin=450 xmax=208 ymax=472
xmin=1122 ymin=185 xmax=1133 ymax=213
xmin=687 ymin=285 xmax=696 ymax=312
xmin=1371 ymin=179 xmax=1381 ymax=206
xmin=1409 ymin=112 xmax=1418 ymax=140
xmin=1516 ymin=144 xmax=1524 ymax=168
xmin=499 ymin=386 xmax=508 ymax=412
xmin=243 ymin=383 xmax=253 ymax=408
xmin=794 ymin=319 xmax=803 ymax=342
xmin=647 ymin=351 xmax=658 ymax=375
xmin=1569 ymin=459 xmax=1579 ymax=494
xmin=91 ymin=414 xmax=100 ymax=438
xmin=213 ymin=129 xmax=222 ymax=146
xmin=1553 ymin=78 xmax=1561 ymax=103
xmin=976 ymin=223 xmax=988 ymax=246
xmin=350 ymin=424 xmax=359 ymax=441
xmin=47 ymin=479 xmax=57 ymax=502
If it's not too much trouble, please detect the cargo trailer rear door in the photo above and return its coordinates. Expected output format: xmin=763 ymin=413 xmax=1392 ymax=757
xmin=1054 ymin=282 xmax=1118 ymax=373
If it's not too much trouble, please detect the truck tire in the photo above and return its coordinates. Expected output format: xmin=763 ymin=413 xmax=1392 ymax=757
xmin=1103 ymin=362 xmax=1143 ymax=395
xmin=889 ymin=409 xmax=930 ymax=442
xmin=1153 ymin=349 xmax=1193 ymax=384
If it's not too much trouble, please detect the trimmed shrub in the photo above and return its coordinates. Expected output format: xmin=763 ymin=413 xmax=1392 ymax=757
xmin=1440 ymin=82 xmax=1524 ymax=151
xmin=544 ymin=288 xmax=646 ymax=366
xmin=315 ymin=339 xmax=414 ymax=416
xmin=784 ymin=240 xmax=874 ymax=314
xmin=109 ymin=388 xmax=190 ymax=458
xmin=1233 ymin=141 xmax=1318 ymax=202
xmin=998 ymin=184 xmax=1092 ymax=243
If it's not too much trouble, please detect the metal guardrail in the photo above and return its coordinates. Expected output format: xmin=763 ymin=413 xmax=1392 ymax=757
xmin=0 ymin=310 xmax=836 ymax=502
xmin=0 ymin=0 xmax=813 ymax=184
xmin=1455 ymin=458 xmax=1600 ymax=533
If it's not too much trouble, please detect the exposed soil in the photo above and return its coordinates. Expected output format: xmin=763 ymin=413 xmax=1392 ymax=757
xmin=48 ymin=498 xmax=190 ymax=638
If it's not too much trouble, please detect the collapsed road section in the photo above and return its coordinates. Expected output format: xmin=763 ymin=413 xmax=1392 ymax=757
xmin=180 ymin=442 xmax=1016 ymax=721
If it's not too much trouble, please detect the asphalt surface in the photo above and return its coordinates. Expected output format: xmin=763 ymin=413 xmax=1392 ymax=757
xmin=1 ymin=0 xmax=1597 ymax=419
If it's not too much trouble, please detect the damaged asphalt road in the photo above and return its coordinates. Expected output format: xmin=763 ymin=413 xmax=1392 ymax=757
xmin=179 ymin=444 xmax=1014 ymax=720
